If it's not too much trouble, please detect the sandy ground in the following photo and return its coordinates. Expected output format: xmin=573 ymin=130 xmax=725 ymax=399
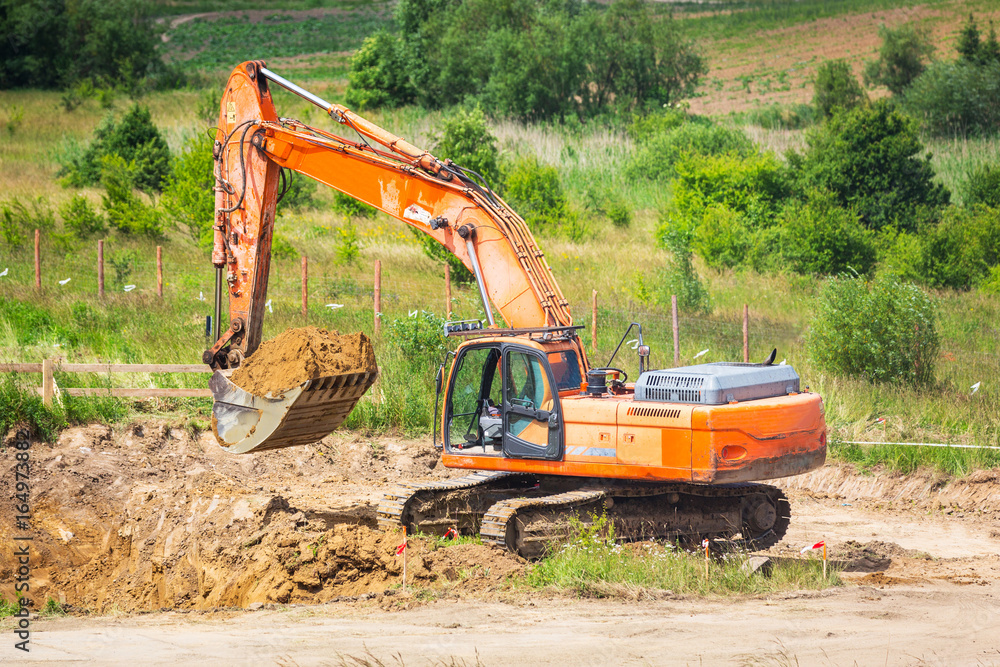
xmin=2 ymin=422 xmax=1000 ymax=664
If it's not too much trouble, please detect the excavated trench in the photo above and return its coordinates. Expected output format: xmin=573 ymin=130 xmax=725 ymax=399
xmin=0 ymin=423 xmax=524 ymax=613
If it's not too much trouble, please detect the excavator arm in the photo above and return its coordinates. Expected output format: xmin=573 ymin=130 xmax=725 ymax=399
xmin=206 ymin=61 xmax=572 ymax=370
xmin=207 ymin=61 xmax=576 ymax=454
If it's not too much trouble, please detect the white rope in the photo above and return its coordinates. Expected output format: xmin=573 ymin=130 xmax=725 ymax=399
xmin=838 ymin=440 xmax=1000 ymax=451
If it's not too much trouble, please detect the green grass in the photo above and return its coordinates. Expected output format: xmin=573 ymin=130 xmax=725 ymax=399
xmin=524 ymin=514 xmax=839 ymax=597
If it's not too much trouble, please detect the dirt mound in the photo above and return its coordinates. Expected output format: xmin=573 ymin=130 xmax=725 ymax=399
xmin=0 ymin=421 xmax=482 ymax=613
xmin=231 ymin=327 xmax=376 ymax=396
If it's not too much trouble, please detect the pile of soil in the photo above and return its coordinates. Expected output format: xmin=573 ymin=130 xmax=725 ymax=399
xmin=231 ymin=327 xmax=376 ymax=396
xmin=0 ymin=422 xmax=509 ymax=613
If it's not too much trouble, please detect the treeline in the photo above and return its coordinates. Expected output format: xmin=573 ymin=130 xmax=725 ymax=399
xmin=346 ymin=0 xmax=706 ymax=121
xmin=0 ymin=0 xmax=180 ymax=91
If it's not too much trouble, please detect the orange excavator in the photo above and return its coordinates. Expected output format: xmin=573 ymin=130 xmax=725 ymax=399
xmin=207 ymin=61 xmax=826 ymax=555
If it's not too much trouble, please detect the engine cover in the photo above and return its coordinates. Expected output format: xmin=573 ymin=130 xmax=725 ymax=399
xmin=634 ymin=363 xmax=800 ymax=405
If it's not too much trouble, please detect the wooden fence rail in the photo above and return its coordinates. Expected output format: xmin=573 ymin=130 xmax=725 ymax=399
xmin=0 ymin=362 xmax=213 ymax=405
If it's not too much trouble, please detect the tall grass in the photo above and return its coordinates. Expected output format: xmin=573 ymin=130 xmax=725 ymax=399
xmin=525 ymin=514 xmax=838 ymax=597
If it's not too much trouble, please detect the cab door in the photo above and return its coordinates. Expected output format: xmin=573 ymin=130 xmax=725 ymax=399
xmin=502 ymin=346 xmax=563 ymax=460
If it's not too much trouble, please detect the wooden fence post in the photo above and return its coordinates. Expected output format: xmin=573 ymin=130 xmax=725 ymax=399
xmin=591 ymin=290 xmax=597 ymax=353
xmin=445 ymin=264 xmax=452 ymax=319
xmin=374 ymin=259 xmax=382 ymax=336
xmin=672 ymin=295 xmax=680 ymax=367
xmin=97 ymin=240 xmax=105 ymax=298
xmin=34 ymin=229 xmax=40 ymax=289
xmin=42 ymin=358 xmax=54 ymax=407
xmin=156 ymin=246 xmax=163 ymax=298
xmin=743 ymin=304 xmax=749 ymax=363
xmin=301 ymin=256 xmax=308 ymax=321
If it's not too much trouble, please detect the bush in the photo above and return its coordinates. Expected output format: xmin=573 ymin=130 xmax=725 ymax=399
xmin=0 ymin=197 xmax=56 ymax=247
xmin=385 ymin=311 xmax=449 ymax=367
xmin=626 ymin=122 xmax=754 ymax=182
xmin=503 ymin=155 xmax=571 ymax=235
xmin=961 ymin=164 xmax=1000 ymax=208
xmin=902 ymin=60 xmax=1000 ymax=136
xmin=739 ymin=103 xmax=815 ymax=130
xmin=335 ymin=222 xmax=362 ymax=264
xmin=883 ymin=205 xmax=1000 ymax=290
xmin=59 ymin=195 xmax=106 ymax=239
xmin=658 ymin=220 xmax=711 ymax=314
xmin=626 ymin=107 xmax=694 ymax=142
xmin=584 ymin=186 xmax=632 ymax=229
xmin=161 ymin=132 xmax=214 ymax=246
xmin=433 ymin=106 xmax=503 ymax=187
xmin=60 ymin=104 xmax=171 ymax=192
xmin=770 ymin=191 xmax=877 ymax=276
xmin=813 ymin=59 xmax=867 ymax=118
xmin=692 ymin=204 xmax=752 ymax=270
xmin=807 ymin=274 xmax=939 ymax=385
xmin=793 ymin=100 xmax=949 ymax=231
xmin=345 ymin=30 xmax=416 ymax=110
xmin=332 ymin=192 xmax=376 ymax=219
xmin=671 ymin=151 xmax=790 ymax=230
xmin=277 ymin=173 xmax=318 ymax=212
xmin=100 ymin=155 xmax=165 ymax=238
xmin=270 ymin=233 xmax=296 ymax=260
xmin=863 ymin=24 xmax=934 ymax=95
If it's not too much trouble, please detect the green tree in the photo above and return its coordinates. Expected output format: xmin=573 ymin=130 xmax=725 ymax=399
xmin=0 ymin=0 xmax=165 ymax=89
xmin=60 ymin=104 xmax=171 ymax=191
xmin=100 ymin=155 xmax=165 ymax=238
xmin=792 ymin=100 xmax=949 ymax=231
xmin=962 ymin=164 xmax=1000 ymax=208
xmin=807 ymin=274 xmax=939 ymax=385
xmin=770 ymin=190 xmax=876 ymax=276
xmin=433 ymin=106 xmax=502 ymax=186
xmin=161 ymin=133 xmax=215 ymax=246
xmin=901 ymin=59 xmax=1000 ymax=136
xmin=957 ymin=14 xmax=982 ymax=63
xmin=813 ymin=59 xmax=866 ymax=118
xmin=345 ymin=30 xmax=415 ymax=110
xmin=863 ymin=24 xmax=934 ymax=95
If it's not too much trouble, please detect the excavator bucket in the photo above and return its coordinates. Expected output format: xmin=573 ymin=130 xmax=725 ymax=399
xmin=209 ymin=369 xmax=377 ymax=454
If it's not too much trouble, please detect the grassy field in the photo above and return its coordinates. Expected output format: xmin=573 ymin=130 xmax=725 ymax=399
xmin=1 ymin=1 xmax=999 ymax=475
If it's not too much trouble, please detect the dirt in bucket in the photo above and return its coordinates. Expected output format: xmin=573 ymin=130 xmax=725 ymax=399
xmin=230 ymin=327 xmax=377 ymax=396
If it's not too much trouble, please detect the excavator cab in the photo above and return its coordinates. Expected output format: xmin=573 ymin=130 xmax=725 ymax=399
xmin=443 ymin=338 xmax=572 ymax=461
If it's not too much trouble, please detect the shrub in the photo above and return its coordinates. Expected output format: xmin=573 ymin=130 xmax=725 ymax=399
xmin=584 ymin=186 xmax=632 ymax=229
xmin=626 ymin=122 xmax=754 ymax=181
xmin=671 ymin=151 xmax=790 ymax=230
xmin=100 ymin=155 xmax=165 ymax=238
xmin=345 ymin=30 xmax=416 ymax=110
xmin=277 ymin=173 xmax=318 ymax=212
xmin=863 ymin=24 xmax=934 ymax=95
xmin=961 ymin=164 xmax=1000 ymax=208
xmin=60 ymin=195 xmax=106 ymax=239
xmin=0 ymin=197 xmax=56 ymax=247
xmin=626 ymin=107 xmax=694 ymax=142
xmin=335 ymin=222 xmax=362 ymax=264
xmin=771 ymin=191 xmax=877 ymax=276
xmin=658 ymin=220 xmax=710 ymax=314
xmin=270 ymin=233 xmax=296 ymax=260
xmin=813 ymin=59 xmax=867 ymax=118
xmin=161 ymin=132 xmax=214 ymax=246
xmin=740 ymin=103 xmax=815 ymax=130
xmin=60 ymin=104 xmax=171 ymax=192
xmin=692 ymin=204 xmax=751 ymax=270
xmin=807 ymin=274 xmax=939 ymax=385
xmin=902 ymin=60 xmax=1000 ymax=136
xmin=332 ymin=192 xmax=376 ymax=219
xmin=433 ymin=106 xmax=503 ymax=187
xmin=503 ymin=155 xmax=571 ymax=235
xmin=883 ymin=205 xmax=1000 ymax=290
xmin=385 ymin=311 xmax=449 ymax=367
xmin=793 ymin=100 xmax=949 ymax=231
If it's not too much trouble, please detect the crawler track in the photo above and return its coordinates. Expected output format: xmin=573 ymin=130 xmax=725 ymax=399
xmin=380 ymin=474 xmax=790 ymax=558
